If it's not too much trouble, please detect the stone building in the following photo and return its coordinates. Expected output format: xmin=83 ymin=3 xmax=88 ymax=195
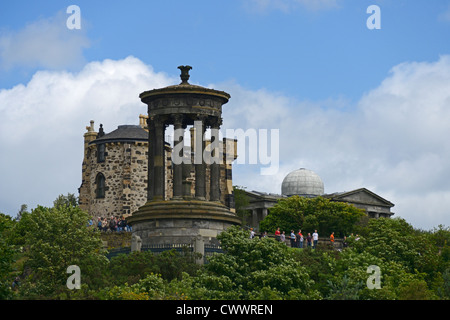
xmin=79 ymin=115 xmax=237 ymax=219
xmin=79 ymin=116 xmax=157 ymax=218
xmin=323 ymin=188 xmax=394 ymax=219
xmin=244 ymin=167 xmax=395 ymax=230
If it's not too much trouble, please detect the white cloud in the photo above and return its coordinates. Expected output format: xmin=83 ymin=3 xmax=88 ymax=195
xmin=220 ymin=55 xmax=450 ymax=230
xmin=0 ymin=11 xmax=90 ymax=71
xmin=1 ymin=55 xmax=449 ymax=231
xmin=0 ymin=56 xmax=175 ymax=216
xmin=355 ymin=57 xmax=450 ymax=192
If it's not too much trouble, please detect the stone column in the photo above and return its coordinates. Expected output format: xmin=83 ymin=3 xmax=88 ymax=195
xmin=262 ymin=208 xmax=268 ymax=219
xmin=153 ymin=116 xmax=165 ymax=201
xmin=252 ymin=209 xmax=258 ymax=228
xmin=147 ymin=117 xmax=155 ymax=201
xmin=182 ymin=162 xmax=192 ymax=199
xmin=172 ymin=115 xmax=184 ymax=199
xmin=195 ymin=116 xmax=207 ymax=200
xmin=209 ymin=118 xmax=221 ymax=202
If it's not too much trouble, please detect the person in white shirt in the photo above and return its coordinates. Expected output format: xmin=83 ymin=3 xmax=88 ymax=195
xmin=312 ymin=230 xmax=319 ymax=247
xmin=290 ymin=230 xmax=296 ymax=247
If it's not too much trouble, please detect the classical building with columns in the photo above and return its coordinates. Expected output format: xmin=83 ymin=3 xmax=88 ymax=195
xmin=244 ymin=168 xmax=395 ymax=230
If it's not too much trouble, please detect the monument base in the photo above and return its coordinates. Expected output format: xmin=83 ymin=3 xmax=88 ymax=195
xmin=127 ymin=200 xmax=241 ymax=246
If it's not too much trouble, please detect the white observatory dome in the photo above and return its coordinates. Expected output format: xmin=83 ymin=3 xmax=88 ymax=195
xmin=281 ymin=168 xmax=324 ymax=197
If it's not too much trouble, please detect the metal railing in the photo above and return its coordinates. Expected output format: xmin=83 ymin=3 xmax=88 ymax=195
xmin=106 ymin=243 xmax=224 ymax=264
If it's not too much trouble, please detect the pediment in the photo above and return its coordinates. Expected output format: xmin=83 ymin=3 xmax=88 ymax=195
xmin=327 ymin=188 xmax=394 ymax=208
xmin=242 ymin=190 xmax=282 ymax=209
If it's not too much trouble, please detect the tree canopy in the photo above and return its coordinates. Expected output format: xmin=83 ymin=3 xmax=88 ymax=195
xmin=259 ymin=196 xmax=366 ymax=237
xmin=7 ymin=203 xmax=107 ymax=298
xmin=0 ymin=193 xmax=449 ymax=301
xmin=233 ymin=185 xmax=250 ymax=225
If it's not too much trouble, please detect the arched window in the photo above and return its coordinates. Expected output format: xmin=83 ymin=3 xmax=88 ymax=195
xmin=96 ymin=173 xmax=106 ymax=198
xmin=97 ymin=143 xmax=105 ymax=163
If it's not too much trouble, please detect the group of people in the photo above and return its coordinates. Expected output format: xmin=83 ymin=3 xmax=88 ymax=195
xmin=288 ymin=229 xmax=320 ymax=248
xmin=95 ymin=216 xmax=131 ymax=232
xmin=249 ymin=227 xmax=337 ymax=249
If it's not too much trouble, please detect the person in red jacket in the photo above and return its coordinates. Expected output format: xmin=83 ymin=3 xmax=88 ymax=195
xmin=298 ymin=230 xmax=304 ymax=248
xmin=275 ymin=227 xmax=281 ymax=241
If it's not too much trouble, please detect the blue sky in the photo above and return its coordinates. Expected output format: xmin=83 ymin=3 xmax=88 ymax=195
xmin=1 ymin=0 xmax=450 ymax=230
xmin=2 ymin=0 xmax=449 ymax=97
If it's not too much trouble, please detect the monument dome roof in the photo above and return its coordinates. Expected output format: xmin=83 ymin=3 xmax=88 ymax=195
xmin=281 ymin=168 xmax=324 ymax=197
xmin=139 ymin=65 xmax=230 ymax=103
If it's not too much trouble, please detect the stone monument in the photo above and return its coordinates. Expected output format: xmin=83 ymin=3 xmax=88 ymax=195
xmin=127 ymin=66 xmax=241 ymax=246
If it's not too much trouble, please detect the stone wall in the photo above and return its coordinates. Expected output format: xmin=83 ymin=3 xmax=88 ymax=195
xmin=85 ymin=141 xmax=147 ymax=217
xmin=100 ymin=231 xmax=132 ymax=249
xmin=80 ymin=139 xmax=170 ymax=218
xmin=80 ymin=119 xmax=237 ymax=218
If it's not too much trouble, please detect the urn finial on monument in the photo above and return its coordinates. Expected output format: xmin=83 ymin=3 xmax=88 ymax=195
xmin=130 ymin=65 xmax=240 ymax=249
xmin=178 ymin=65 xmax=192 ymax=84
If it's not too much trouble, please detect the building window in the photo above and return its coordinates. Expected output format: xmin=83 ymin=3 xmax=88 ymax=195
xmin=97 ymin=143 xmax=105 ymax=163
xmin=96 ymin=173 xmax=106 ymax=198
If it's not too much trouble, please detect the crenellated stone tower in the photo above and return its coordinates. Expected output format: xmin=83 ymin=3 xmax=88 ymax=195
xmin=79 ymin=118 xmax=171 ymax=218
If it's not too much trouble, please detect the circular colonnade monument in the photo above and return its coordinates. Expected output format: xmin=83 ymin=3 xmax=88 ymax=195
xmin=127 ymin=66 xmax=241 ymax=246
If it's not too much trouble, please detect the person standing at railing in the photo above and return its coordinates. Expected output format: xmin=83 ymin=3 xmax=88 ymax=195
xmin=275 ymin=227 xmax=281 ymax=241
xmin=290 ymin=230 xmax=296 ymax=247
xmin=298 ymin=230 xmax=304 ymax=248
xmin=306 ymin=233 xmax=312 ymax=248
xmin=312 ymin=230 xmax=319 ymax=248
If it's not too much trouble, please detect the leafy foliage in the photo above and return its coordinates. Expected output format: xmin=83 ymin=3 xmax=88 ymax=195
xmin=1 ymin=193 xmax=449 ymax=300
xmin=260 ymin=196 xmax=366 ymax=237
xmin=9 ymin=204 xmax=107 ymax=298
xmin=53 ymin=193 xmax=79 ymax=209
xmin=0 ymin=213 xmax=17 ymax=299
xmin=353 ymin=218 xmax=442 ymax=278
xmin=174 ymin=226 xmax=320 ymax=300
xmin=106 ymin=249 xmax=200 ymax=286
xmin=233 ymin=185 xmax=250 ymax=225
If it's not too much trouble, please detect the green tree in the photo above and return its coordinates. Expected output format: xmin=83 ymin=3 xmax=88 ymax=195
xmin=233 ymin=186 xmax=250 ymax=225
xmin=397 ymin=279 xmax=438 ymax=300
xmin=326 ymin=275 xmax=363 ymax=300
xmin=323 ymin=247 xmax=423 ymax=300
xmin=10 ymin=205 xmax=108 ymax=298
xmin=102 ymin=273 xmax=166 ymax=300
xmin=171 ymin=226 xmax=320 ymax=300
xmin=0 ymin=213 xmax=17 ymax=299
xmin=427 ymin=224 xmax=450 ymax=248
xmin=53 ymin=193 xmax=79 ymax=208
xmin=348 ymin=218 xmax=449 ymax=299
xmin=353 ymin=218 xmax=441 ymax=277
xmin=260 ymin=196 xmax=366 ymax=237
xmin=106 ymin=249 xmax=200 ymax=286
xmin=15 ymin=204 xmax=29 ymax=221
xmin=427 ymin=224 xmax=450 ymax=274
